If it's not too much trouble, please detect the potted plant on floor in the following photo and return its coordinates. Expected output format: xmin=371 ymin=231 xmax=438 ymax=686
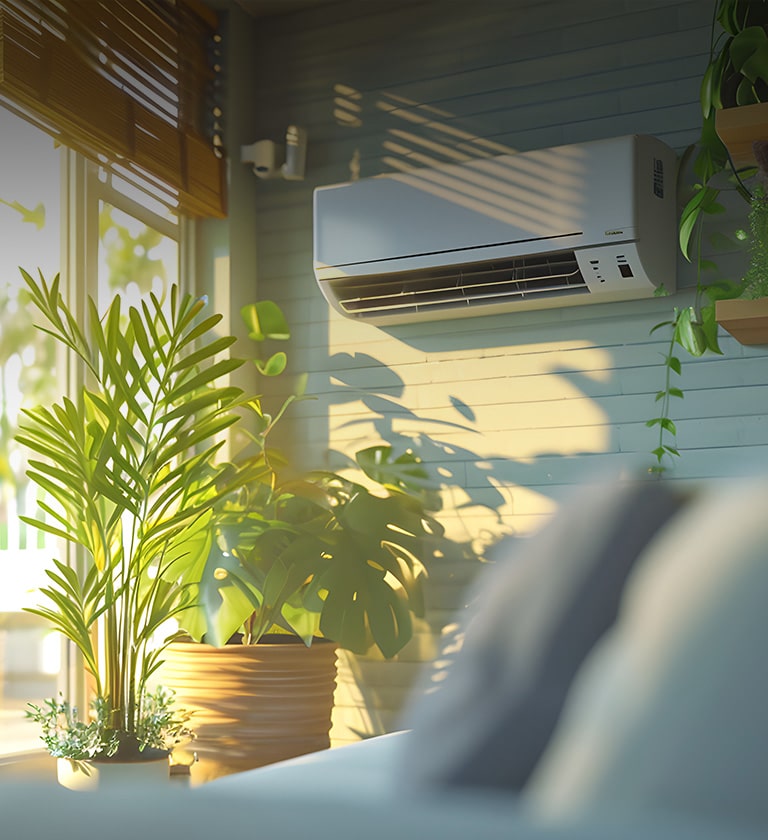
xmin=15 ymin=269 xmax=259 ymax=788
xmin=159 ymin=301 xmax=443 ymax=783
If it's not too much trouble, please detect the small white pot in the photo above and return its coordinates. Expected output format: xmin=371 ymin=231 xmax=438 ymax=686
xmin=56 ymin=755 xmax=170 ymax=791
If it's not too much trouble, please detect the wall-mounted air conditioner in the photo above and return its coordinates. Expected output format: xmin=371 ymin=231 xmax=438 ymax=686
xmin=312 ymin=134 xmax=677 ymax=325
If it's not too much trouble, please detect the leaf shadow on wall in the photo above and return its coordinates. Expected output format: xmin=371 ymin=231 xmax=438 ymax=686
xmin=319 ymin=350 xmax=599 ymax=548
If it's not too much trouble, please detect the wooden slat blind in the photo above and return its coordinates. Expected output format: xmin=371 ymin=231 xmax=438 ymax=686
xmin=0 ymin=0 xmax=226 ymax=218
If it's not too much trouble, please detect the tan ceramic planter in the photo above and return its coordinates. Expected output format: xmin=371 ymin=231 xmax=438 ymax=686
xmin=160 ymin=639 xmax=338 ymax=784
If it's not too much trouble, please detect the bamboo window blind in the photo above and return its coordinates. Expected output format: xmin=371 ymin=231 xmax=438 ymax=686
xmin=0 ymin=0 xmax=226 ymax=218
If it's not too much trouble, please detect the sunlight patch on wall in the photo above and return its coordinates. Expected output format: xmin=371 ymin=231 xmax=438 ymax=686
xmin=334 ymin=83 xmax=363 ymax=127
xmin=383 ymin=132 xmax=473 ymax=163
xmin=325 ymin=318 xmax=613 ymax=539
xmin=375 ymin=91 xmax=519 ymax=168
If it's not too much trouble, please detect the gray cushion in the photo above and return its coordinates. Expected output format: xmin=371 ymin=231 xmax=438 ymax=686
xmin=398 ymin=477 xmax=685 ymax=791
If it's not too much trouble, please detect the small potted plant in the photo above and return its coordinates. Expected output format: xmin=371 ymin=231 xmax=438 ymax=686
xmin=714 ymin=172 xmax=768 ymax=342
xmin=15 ymin=269 xmax=258 ymax=788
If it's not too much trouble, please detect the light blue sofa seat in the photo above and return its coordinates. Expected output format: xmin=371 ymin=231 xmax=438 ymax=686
xmin=3 ymin=472 xmax=767 ymax=839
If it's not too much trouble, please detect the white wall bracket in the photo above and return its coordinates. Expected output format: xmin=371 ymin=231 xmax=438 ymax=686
xmin=241 ymin=125 xmax=307 ymax=180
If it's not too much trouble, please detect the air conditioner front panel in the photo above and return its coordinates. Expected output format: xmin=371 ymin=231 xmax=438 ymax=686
xmin=314 ymin=135 xmax=640 ymax=270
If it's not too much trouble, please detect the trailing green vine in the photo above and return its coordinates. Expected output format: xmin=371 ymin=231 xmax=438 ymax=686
xmin=647 ymin=179 xmax=744 ymax=475
xmin=647 ymin=323 xmax=683 ymax=473
xmin=647 ymin=0 xmax=768 ymax=474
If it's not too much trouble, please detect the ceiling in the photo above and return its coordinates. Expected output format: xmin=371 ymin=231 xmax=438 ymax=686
xmin=235 ymin=0 xmax=332 ymax=18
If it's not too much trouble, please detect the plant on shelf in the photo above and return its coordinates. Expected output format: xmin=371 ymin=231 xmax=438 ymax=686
xmin=648 ymin=0 xmax=768 ymax=474
xmin=740 ymin=182 xmax=768 ymax=298
xmin=15 ymin=269 xmax=260 ymax=774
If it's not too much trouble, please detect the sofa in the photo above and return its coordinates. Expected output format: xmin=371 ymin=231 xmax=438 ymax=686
xmin=2 ymin=471 xmax=767 ymax=839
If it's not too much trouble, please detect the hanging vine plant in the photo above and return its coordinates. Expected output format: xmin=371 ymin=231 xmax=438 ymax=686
xmin=648 ymin=0 xmax=768 ymax=474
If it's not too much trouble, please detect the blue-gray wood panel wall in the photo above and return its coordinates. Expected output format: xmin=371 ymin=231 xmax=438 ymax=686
xmin=211 ymin=0 xmax=768 ymax=740
xmin=230 ymin=0 xmax=766 ymax=536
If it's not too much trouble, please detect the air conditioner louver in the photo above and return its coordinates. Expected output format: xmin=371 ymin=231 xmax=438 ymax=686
xmin=332 ymin=251 xmax=587 ymax=318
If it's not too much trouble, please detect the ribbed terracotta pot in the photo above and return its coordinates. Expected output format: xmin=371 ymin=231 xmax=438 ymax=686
xmin=160 ymin=638 xmax=338 ymax=785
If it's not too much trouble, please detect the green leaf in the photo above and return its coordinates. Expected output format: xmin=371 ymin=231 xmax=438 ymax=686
xmin=730 ymin=26 xmax=768 ymax=82
xmin=241 ymin=301 xmax=291 ymax=342
xmin=736 ymin=74 xmax=757 ymax=105
xmin=19 ymin=514 xmax=79 ymax=545
xmin=128 ymin=307 xmax=162 ymax=382
xmin=660 ymin=418 xmax=677 ymax=435
xmin=679 ymin=186 xmax=720 ymax=261
xmin=700 ymin=59 xmax=717 ymax=117
xmin=155 ymin=413 xmax=238 ymax=465
xmin=160 ymin=385 xmax=242 ymax=424
xmin=650 ymin=320 xmax=673 ymax=334
xmin=170 ymin=335 xmax=238 ymax=374
xmin=675 ymin=307 xmax=708 ymax=356
xmin=176 ymin=312 xmax=224 ymax=350
xmin=165 ymin=357 xmax=243 ymax=403
xmin=364 ymin=574 xmax=412 ymax=660
xmin=716 ymin=2 xmax=738 ymax=35
xmin=255 ymin=351 xmax=288 ymax=377
xmin=700 ymin=300 xmax=724 ymax=354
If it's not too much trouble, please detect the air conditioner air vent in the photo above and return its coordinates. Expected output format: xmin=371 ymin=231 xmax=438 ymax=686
xmin=331 ymin=251 xmax=587 ymax=319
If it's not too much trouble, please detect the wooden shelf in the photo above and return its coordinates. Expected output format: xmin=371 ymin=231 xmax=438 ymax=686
xmin=716 ymin=297 xmax=768 ymax=345
xmin=715 ymin=102 xmax=768 ymax=169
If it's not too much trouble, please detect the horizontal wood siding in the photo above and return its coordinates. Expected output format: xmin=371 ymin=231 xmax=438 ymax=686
xmin=216 ymin=0 xmax=768 ymax=743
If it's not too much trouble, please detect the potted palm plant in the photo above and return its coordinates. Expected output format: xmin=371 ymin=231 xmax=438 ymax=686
xmin=15 ymin=269 xmax=259 ymax=788
xmin=158 ymin=301 xmax=443 ymax=783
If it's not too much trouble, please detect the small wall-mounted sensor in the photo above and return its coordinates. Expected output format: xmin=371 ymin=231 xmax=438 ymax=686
xmin=241 ymin=126 xmax=307 ymax=181
xmin=283 ymin=125 xmax=307 ymax=180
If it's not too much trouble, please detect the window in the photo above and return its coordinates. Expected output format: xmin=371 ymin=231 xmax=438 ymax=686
xmin=0 ymin=0 xmax=225 ymax=219
xmin=0 ymin=0 xmax=218 ymax=758
xmin=0 ymin=109 xmax=180 ymax=756
xmin=0 ymin=112 xmax=62 ymax=754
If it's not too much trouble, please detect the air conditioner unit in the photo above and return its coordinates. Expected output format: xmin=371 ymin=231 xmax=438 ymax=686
xmin=313 ymin=134 xmax=677 ymax=325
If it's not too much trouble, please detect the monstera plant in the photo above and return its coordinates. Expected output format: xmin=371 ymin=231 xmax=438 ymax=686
xmin=172 ymin=443 xmax=435 ymax=656
xmin=169 ymin=300 xmax=437 ymax=658
xmin=157 ymin=300 xmax=443 ymax=782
